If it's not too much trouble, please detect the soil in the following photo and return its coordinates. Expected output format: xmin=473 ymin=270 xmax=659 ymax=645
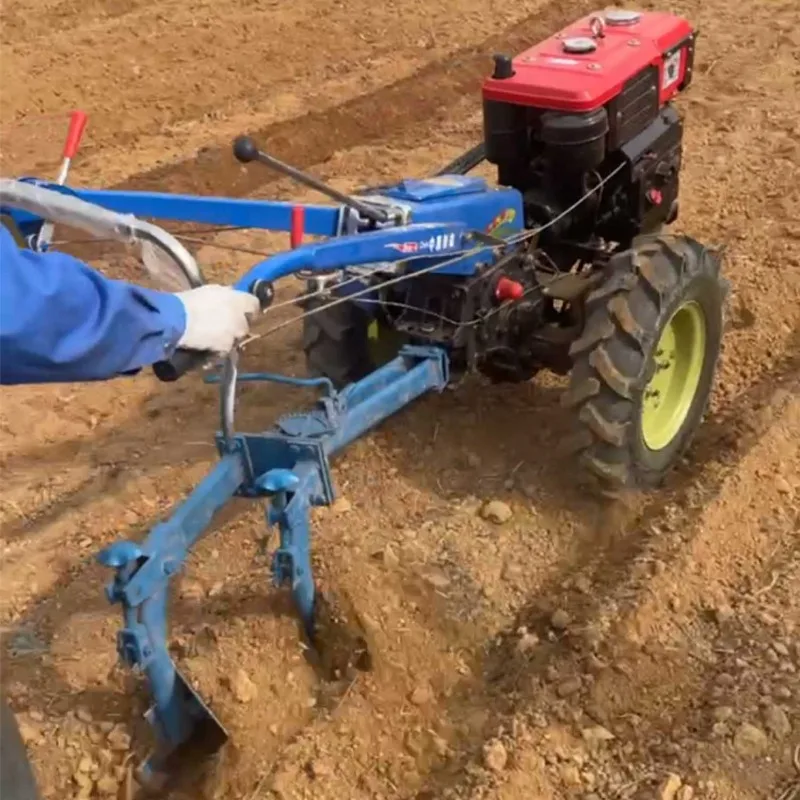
xmin=1 ymin=0 xmax=799 ymax=798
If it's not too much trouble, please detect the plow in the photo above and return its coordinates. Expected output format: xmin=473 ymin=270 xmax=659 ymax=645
xmin=1 ymin=7 xmax=729 ymax=794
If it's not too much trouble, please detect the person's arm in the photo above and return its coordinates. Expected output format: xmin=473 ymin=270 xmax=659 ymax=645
xmin=0 ymin=226 xmax=259 ymax=385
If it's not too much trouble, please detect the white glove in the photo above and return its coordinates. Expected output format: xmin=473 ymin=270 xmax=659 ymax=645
xmin=175 ymin=285 xmax=261 ymax=355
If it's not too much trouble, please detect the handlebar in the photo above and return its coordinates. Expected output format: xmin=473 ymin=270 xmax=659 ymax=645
xmin=0 ymin=179 xmax=204 ymax=288
xmin=152 ymin=349 xmax=213 ymax=382
xmin=0 ymin=177 xmax=254 ymax=446
xmin=152 ymin=280 xmax=274 ymax=383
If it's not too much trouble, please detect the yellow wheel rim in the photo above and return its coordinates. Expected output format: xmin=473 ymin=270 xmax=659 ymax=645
xmin=367 ymin=319 xmax=405 ymax=365
xmin=641 ymin=300 xmax=707 ymax=451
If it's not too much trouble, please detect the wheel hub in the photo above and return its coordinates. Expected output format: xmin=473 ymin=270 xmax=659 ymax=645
xmin=641 ymin=300 xmax=707 ymax=451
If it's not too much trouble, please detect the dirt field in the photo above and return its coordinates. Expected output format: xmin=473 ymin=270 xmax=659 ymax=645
xmin=1 ymin=0 xmax=799 ymax=797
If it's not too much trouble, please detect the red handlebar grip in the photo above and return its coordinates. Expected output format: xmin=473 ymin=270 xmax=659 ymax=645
xmin=63 ymin=111 xmax=88 ymax=159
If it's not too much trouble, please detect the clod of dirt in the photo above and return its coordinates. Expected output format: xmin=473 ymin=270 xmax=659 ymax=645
xmin=76 ymin=756 xmax=92 ymax=773
xmin=711 ymin=721 xmax=729 ymax=739
xmin=771 ymin=642 xmax=790 ymax=657
xmin=431 ymin=733 xmax=448 ymax=757
xmin=379 ymin=543 xmax=400 ymax=569
xmin=404 ymin=729 xmax=424 ymax=757
xmin=95 ymin=774 xmax=119 ymax=796
xmin=550 ymin=609 xmax=571 ymax=630
xmin=73 ymin=770 xmax=92 ymax=795
xmin=761 ymin=703 xmax=791 ymax=739
xmin=712 ymin=603 xmax=735 ymax=625
xmin=712 ymin=706 xmax=734 ymax=723
xmin=501 ymin=560 xmax=524 ymax=581
xmin=658 ymin=773 xmax=683 ymax=800
xmin=480 ymin=500 xmax=513 ymax=524
xmin=308 ymin=757 xmax=333 ymax=779
xmin=581 ymin=725 xmax=615 ymax=750
xmin=556 ymin=677 xmax=582 ymax=698
xmin=106 ymin=725 xmax=131 ymax=752
xmin=180 ymin=579 xmax=206 ymax=602
xmin=16 ymin=718 xmax=43 ymax=746
xmin=409 ymin=683 xmax=435 ymax=707
xmin=331 ymin=497 xmax=352 ymax=514
xmin=677 ymin=787 xmax=695 ymax=800
xmin=422 ymin=568 xmax=451 ymax=590
xmin=716 ymin=672 xmax=736 ymax=688
xmin=732 ymin=722 xmax=769 ymax=757
xmin=530 ymin=712 xmax=548 ymax=729
xmin=482 ymin=738 xmax=508 ymax=772
xmin=560 ymin=763 xmax=582 ymax=786
xmin=516 ymin=630 xmax=540 ymax=654
xmin=585 ymin=653 xmax=609 ymax=674
xmin=269 ymin=763 xmax=298 ymax=799
xmin=226 ymin=668 xmax=258 ymax=704
xmin=4 ymin=682 xmax=28 ymax=701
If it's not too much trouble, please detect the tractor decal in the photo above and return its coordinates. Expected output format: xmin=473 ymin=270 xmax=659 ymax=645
xmin=385 ymin=232 xmax=458 ymax=255
xmin=486 ymin=207 xmax=517 ymax=237
xmin=385 ymin=241 xmax=419 ymax=254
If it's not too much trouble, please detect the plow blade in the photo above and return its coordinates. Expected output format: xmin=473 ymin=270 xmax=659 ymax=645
xmin=136 ymin=669 xmax=228 ymax=793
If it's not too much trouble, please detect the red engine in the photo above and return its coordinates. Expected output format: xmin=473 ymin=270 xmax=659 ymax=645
xmin=482 ymin=8 xmax=696 ymax=248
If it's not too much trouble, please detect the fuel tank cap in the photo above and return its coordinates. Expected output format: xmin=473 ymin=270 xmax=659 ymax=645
xmin=562 ymin=36 xmax=597 ymax=54
xmin=604 ymin=9 xmax=642 ymax=25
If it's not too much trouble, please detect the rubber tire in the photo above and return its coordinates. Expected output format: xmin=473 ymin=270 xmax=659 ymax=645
xmin=301 ymin=294 xmax=375 ymax=389
xmin=562 ymin=234 xmax=728 ymax=493
xmin=0 ymin=696 xmax=41 ymax=800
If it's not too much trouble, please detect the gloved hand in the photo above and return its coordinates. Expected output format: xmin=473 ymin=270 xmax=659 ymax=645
xmin=175 ymin=284 xmax=261 ymax=355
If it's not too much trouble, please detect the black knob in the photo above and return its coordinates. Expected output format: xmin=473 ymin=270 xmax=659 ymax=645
xmin=492 ymin=54 xmax=515 ymax=80
xmin=250 ymin=279 xmax=275 ymax=309
xmin=233 ymin=135 xmax=259 ymax=163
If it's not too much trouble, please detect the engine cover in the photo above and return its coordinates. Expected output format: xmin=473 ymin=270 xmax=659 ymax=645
xmin=480 ymin=8 xmax=695 ymax=249
xmin=482 ymin=9 xmax=695 ymax=114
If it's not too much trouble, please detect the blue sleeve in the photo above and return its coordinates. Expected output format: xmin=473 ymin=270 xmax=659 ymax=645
xmin=0 ymin=226 xmax=187 ymax=385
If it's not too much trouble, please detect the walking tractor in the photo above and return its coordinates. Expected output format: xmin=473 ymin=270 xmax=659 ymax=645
xmin=1 ymin=7 xmax=729 ymax=789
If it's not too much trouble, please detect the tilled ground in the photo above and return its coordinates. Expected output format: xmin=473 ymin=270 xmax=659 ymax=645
xmin=1 ymin=0 xmax=799 ymax=799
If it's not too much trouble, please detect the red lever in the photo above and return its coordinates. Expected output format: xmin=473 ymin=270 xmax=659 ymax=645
xmin=63 ymin=110 xmax=88 ymax=160
xmin=290 ymin=206 xmax=305 ymax=249
xmin=36 ymin=110 xmax=90 ymax=248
